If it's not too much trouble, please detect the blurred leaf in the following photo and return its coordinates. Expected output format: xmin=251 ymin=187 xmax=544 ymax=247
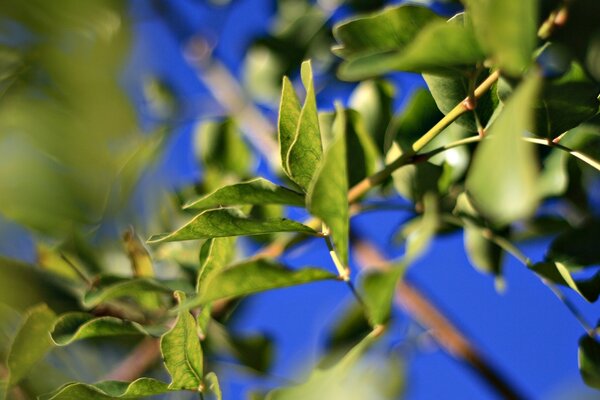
xmin=424 ymin=69 xmax=498 ymax=131
xmin=229 ymin=334 xmax=274 ymax=373
xmin=466 ymin=73 xmax=541 ymax=226
xmin=284 ymin=61 xmax=324 ymax=191
xmin=307 ymin=105 xmax=349 ymax=266
xmin=344 ymin=109 xmax=380 ymax=187
xmin=82 ymin=277 xmax=172 ymax=309
xmin=40 ymin=378 xmax=169 ymax=400
xmin=185 ymin=258 xmax=337 ymax=308
xmin=122 ymin=228 xmax=161 ymax=310
xmin=184 ymin=178 xmax=305 ymax=211
xmin=204 ymin=372 xmax=222 ymax=400
xmin=349 ymin=79 xmax=395 ymax=152
xmin=579 ymin=335 xmax=600 ymax=389
xmin=197 ymin=237 xmax=237 ymax=291
xmin=388 ymin=142 xmax=443 ymax=202
xmin=537 ymin=147 xmax=569 ymax=198
xmin=50 ymin=313 xmax=158 ymax=346
xmin=325 ymin=303 xmax=371 ymax=353
xmin=7 ymin=304 xmax=56 ymax=386
xmin=547 ymin=220 xmax=600 ymax=268
xmin=530 ymin=262 xmax=600 ymax=302
xmin=463 ymin=225 xmax=504 ymax=277
xmin=337 ymin=13 xmax=485 ymax=79
xmin=361 ymin=265 xmax=404 ymax=327
xmin=148 ymin=208 xmax=317 ymax=243
xmin=161 ymin=291 xmax=203 ymax=391
xmin=465 ymin=0 xmax=537 ymax=75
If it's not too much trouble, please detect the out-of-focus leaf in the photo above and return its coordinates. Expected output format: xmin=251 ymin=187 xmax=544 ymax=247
xmin=185 ymin=258 xmax=337 ymax=309
xmin=388 ymin=142 xmax=443 ymax=202
xmin=122 ymin=228 xmax=161 ymax=309
xmin=530 ymin=261 xmax=600 ymax=302
xmin=229 ymin=334 xmax=274 ymax=373
xmin=579 ymin=335 xmax=600 ymax=389
xmin=537 ymin=147 xmax=569 ymax=198
xmin=307 ymin=105 xmax=349 ymax=266
xmin=343 ymin=109 xmax=380 ymax=187
xmin=197 ymin=237 xmax=237 ymax=291
xmin=7 ymin=304 xmax=56 ymax=386
xmin=39 ymin=378 xmax=169 ymax=400
xmin=267 ymin=329 xmax=404 ymax=400
xmin=424 ymin=69 xmax=498 ymax=132
xmin=463 ymin=225 xmax=504 ymax=279
xmin=349 ymin=79 xmax=395 ymax=152
xmin=465 ymin=0 xmax=537 ymax=76
xmin=337 ymin=14 xmax=485 ymax=79
xmin=325 ymin=303 xmax=371 ymax=352
xmin=284 ymin=61 xmax=323 ymax=191
xmin=50 ymin=313 xmax=159 ymax=346
xmin=82 ymin=277 xmax=172 ymax=309
xmin=547 ymin=220 xmax=600 ymax=268
xmin=361 ymin=266 xmax=405 ymax=326
xmin=161 ymin=291 xmax=203 ymax=391
xmin=466 ymin=73 xmax=541 ymax=226
xmin=204 ymin=372 xmax=222 ymax=400
xmin=148 ymin=208 xmax=317 ymax=243
xmin=184 ymin=178 xmax=305 ymax=211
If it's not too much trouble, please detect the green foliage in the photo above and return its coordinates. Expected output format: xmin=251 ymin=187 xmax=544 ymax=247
xmin=40 ymin=378 xmax=170 ymax=400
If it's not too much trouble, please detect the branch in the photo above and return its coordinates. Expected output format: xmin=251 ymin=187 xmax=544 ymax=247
xmin=103 ymin=338 xmax=161 ymax=381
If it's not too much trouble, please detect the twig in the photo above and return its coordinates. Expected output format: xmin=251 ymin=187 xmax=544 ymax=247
xmin=102 ymin=338 xmax=161 ymax=381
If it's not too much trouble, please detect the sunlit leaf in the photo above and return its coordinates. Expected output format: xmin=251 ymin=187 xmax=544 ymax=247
xmin=39 ymin=378 xmax=169 ymax=400
xmin=204 ymin=372 xmax=222 ymax=400
xmin=463 ymin=225 xmax=504 ymax=278
xmin=148 ymin=208 xmax=317 ymax=243
xmin=50 ymin=313 xmax=159 ymax=346
xmin=197 ymin=237 xmax=237 ymax=291
xmin=7 ymin=304 xmax=56 ymax=386
xmin=285 ymin=61 xmax=324 ymax=191
xmin=307 ymin=105 xmax=349 ymax=266
xmin=361 ymin=266 xmax=405 ymax=326
xmin=161 ymin=291 xmax=203 ymax=391
xmin=466 ymin=73 xmax=541 ymax=226
xmin=465 ymin=0 xmax=537 ymax=75
xmin=184 ymin=178 xmax=305 ymax=211
xmin=530 ymin=261 xmax=600 ymax=302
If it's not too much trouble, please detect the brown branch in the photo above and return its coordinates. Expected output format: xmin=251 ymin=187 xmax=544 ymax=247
xmin=102 ymin=338 xmax=161 ymax=382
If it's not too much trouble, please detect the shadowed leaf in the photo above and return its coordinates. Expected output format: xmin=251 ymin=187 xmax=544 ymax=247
xmin=39 ymin=378 xmax=169 ymax=400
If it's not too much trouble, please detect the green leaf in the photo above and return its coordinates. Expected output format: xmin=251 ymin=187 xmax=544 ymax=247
xmin=466 ymin=73 xmax=541 ymax=226
xmin=161 ymin=291 xmax=203 ymax=391
xmin=185 ymin=258 xmax=337 ymax=308
xmin=184 ymin=178 xmax=305 ymax=210
xmin=39 ymin=378 xmax=169 ymax=400
xmin=82 ymin=277 xmax=172 ymax=309
xmin=547 ymin=220 xmax=600 ymax=268
xmin=7 ymin=304 xmax=56 ymax=386
xmin=279 ymin=76 xmax=302 ymax=176
xmin=579 ymin=335 xmax=600 ymax=389
xmin=337 ymin=14 xmax=485 ymax=79
xmin=50 ymin=313 xmax=158 ymax=346
xmin=325 ymin=303 xmax=371 ymax=352
xmin=284 ymin=61 xmax=324 ymax=191
xmin=465 ymin=0 xmax=537 ymax=75
xmin=463 ymin=224 xmax=504 ymax=278
xmin=147 ymin=208 xmax=317 ymax=243
xmin=197 ymin=237 xmax=237 ymax=291
xmin=424 ymin=69 xmax=498 ymax=132
xmin=228 ymin=334 xmax=274 ymax=373
xmin=204 ymin=372 xmax=222 ymax=400
xmin=307 ymin=105 xmax=349 ymax=266
xmin=361 ymin=266 xmax=405 ymax=327
xmin=349 ymin=79 xmax=395 ymax=152
xmin=530 ymin=261 xmax=600 ymax=302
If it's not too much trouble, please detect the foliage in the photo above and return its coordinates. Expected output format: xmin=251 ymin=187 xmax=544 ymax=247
xmin=0 ymin=0 xmax=599 ymax=399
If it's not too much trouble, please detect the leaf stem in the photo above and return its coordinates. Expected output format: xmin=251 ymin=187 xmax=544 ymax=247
xmin=323 ymin=226 xmax=350 ymax=281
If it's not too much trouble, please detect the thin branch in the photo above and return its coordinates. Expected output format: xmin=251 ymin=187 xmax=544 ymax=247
xmin=103 ymin=338 xmax=161 ymax=381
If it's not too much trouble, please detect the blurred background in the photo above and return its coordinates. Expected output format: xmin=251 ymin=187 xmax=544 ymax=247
xmin=0 ymin=0 xmax=599 ymax=399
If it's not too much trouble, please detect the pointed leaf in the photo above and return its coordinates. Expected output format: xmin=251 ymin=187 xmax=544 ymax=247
xmin=7 ymin=304 xmax=56 ymax=386
xmin=278 ymin=77 xmax=302 ymax=176
xmin=50 ymin=313 xmax=159 ymax=346
xmin=148 ymin=208 xmax=317 ymax=243
xmin=204 ymin=372 xmax=222 ymax=400
xmin=362 ymin=265 xmax=405 ymax=327
xmin=82 ymin=277 xmax=172 ymax=309
xmin=530 ymin=261 xmax=600 ymax=302
xmin=40 ymin=378 xmax=169 ymax=400
xmin=161 ymin=291 xmax=203 ymax=391
xmin=184 ymin=178 xmax=305 ymax=210
xmin=466 ymin=74 xmax=541 ymax=225
xmin=547 ymin=220 xmax=600 ymax=268
xmin=184 ymin=258 xmax=337 ymax=309
xmin=197 ymin=237 xmax=237 ymax=291
xmin=307 ymin=105 xmax=349 ymax=266
xmin=579 ymin=335 xmax=600 ymax=389
xmin=285 ymin=61 xmax=323 ymax=191
xmin=465 ymin=0 xmax=537 ymax=75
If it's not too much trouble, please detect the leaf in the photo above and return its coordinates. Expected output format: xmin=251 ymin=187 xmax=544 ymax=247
xmin=325 ymin=303 xmax=371 ymax=352
xmin=184 ymin=178 xmax=305 ymax=210
xmin=361 ymin=266 xmax=405 ymax=327
xmin=184 ymin=258 xmax=337 ymax=309
xmin=7 ymin=304 xmax=56 ymax=386
xmin=39 ymin=378 xmax=169 ymax=400
xmin=465 ymin=0 xmax=537 ymax=76
xmin=466 ymin=73 xmax=541 ymax=226
xmin=349 ymin=79 xmax=395 ymax=152
xmin=579 ymin=335 xmax=600 ymax=389
xmin=50 ymin=313 xmax=158 ymax=346
xmin=284 ymin=61 xmax=324 ymax=191
xmin=547 ymin=220 xmax=600 ymax=268
xmin=82 ymin=277 xmax=172 ymax=309
xmin=307 ymin=105 xmax=349 ymax=266
xmin=147 ymin=208 xmax=317 ymax=243
xmin=463 ymin=224 xmax=504 ymax=277
xmin=122 ymin=228 xmax=161 ymax=310
xmin=278 ymin=76 xmax=302 ymax=176
xmin=337 ymin=15 xmax=485 ymax=79
xmin=161 ymin=291 xmax=204 ymax=391
xmin=228 ymin=334 xmax=274 ymax=373
xmin=530 ymin=262 xmax=600 ymax=302
xmin=204 ymin=372 xmax=222 ymax=400
xmin=197 ymin=237 xmax=237 ymax=291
